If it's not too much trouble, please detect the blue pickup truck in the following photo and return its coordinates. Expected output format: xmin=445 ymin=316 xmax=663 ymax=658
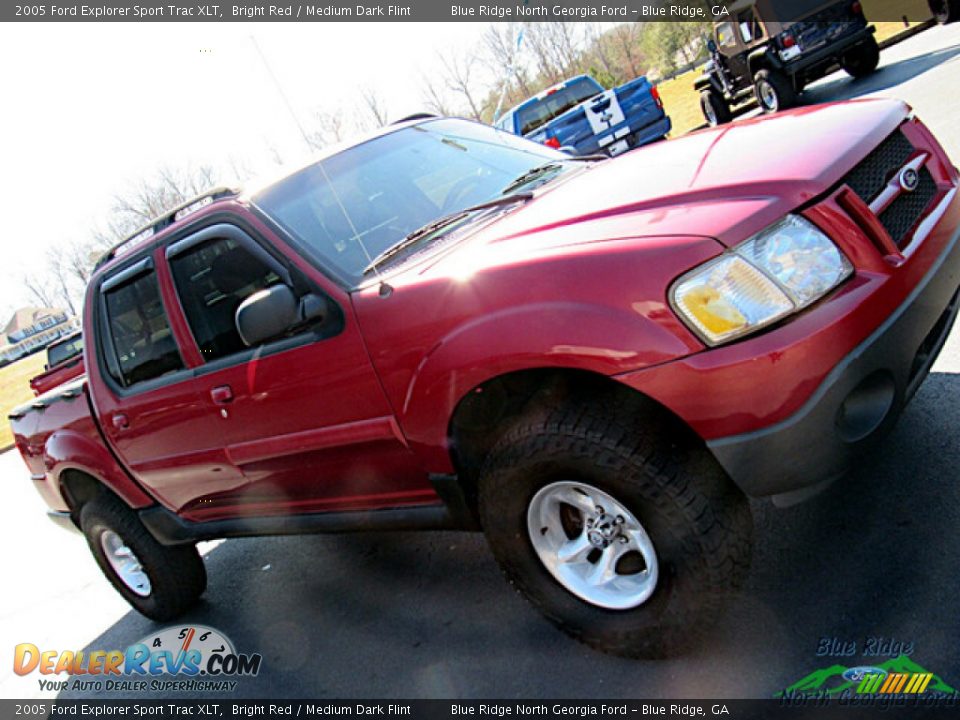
xmin=495 ymin=74 xmax=671 ymax=157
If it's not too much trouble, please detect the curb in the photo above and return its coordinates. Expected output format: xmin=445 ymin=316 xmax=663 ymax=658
xmin=879 ymin=19 xmax=936 ymax=50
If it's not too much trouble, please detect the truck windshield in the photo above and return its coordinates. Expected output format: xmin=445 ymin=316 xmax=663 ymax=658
xmin=516 ymin=77 xmax=604 ymax=135
xmin=254 ymin=119 xmax=564 ymax=286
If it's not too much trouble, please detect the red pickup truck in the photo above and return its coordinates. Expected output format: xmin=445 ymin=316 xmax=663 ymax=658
xmin=11 ymin=101 xmax=959 ymax=658
xmin=29 ymin=332 xmax=86 ymax=396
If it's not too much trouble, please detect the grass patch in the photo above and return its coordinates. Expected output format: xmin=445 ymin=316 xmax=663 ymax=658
xmin=659 ymin=68 xmax=706 ymax=138
xmin=0 ymin=353 xmax=46 ymax=450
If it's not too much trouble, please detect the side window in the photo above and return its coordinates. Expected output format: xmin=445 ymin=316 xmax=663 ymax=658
xmin=739 ymin=11 xmax=764 ymax=43
xmin=168 ymin=236 xmax=282 ymax=362
xmin=103 ymin=269 xmax=184 ymax=388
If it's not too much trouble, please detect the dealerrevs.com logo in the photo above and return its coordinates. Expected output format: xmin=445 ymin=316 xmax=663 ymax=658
xmin=14 ymin=625 xmax=262 ymax=693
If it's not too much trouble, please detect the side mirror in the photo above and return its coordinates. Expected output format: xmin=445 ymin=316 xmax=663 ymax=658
xmin=706 ymin=38 xmax=718 ymax=53
xmin=235 ymin=285 xmax=329 ymax=347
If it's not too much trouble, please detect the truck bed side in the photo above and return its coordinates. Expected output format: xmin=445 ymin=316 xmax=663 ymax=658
xmin=29 ymin=356 xmax=86 ymax=396
xmin=9 ymin=378 xmax=155 ymax=519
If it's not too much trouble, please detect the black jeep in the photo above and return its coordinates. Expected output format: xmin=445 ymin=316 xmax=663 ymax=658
xmin=696 ymin=0 xmax=880 ymax=125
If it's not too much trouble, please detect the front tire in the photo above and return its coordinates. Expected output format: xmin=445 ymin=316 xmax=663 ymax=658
xmin=753 ymin=69 xmax=796 ymax=113
xmin=841 ymin=37 xmax=881 ymax=77
xmin=80 ymin=494 xmax=206 ymax=620
xmin=477 ymin=402 xmax=753 ymax=658
xmin=700 ymin=88 xmax=732 ymax=126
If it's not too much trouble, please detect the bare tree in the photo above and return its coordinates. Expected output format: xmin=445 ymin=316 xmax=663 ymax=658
xmin=110 ymin=163 xmax=219 ymax=232
xmin=523 ymin=23 xmax=588 ymax=85
xmin=22 ymin=272 xmax=56 ymax=309
xmin=306 ymin=108 xmax=350 ymax=150
xmin=437 ymin=48 xmax=486 ymax=121
xmin=481 ymin=23 xmax=532 ymax=97
xmin=22 ymin=163 xmax=225 ymax=311
xmin=46 ymin=250 xmax=79 ymax=316
xmin=359 ymin=87 xmax=389 ymax=127
xmin=609 ymin=23 xmax=646 ymax=79
xmin=421 ymin=73 xmax=454 ymax=117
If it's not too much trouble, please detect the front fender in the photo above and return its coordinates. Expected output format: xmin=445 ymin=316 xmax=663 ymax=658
xmin=399 ymin=301 xmax=699 ymax=469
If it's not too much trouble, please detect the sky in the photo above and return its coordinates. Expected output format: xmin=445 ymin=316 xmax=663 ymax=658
xmin=0 ymin=21 xmax=497 ymax=319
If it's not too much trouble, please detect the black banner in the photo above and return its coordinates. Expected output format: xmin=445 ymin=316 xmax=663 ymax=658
xmin=1 ymin=0 xmax=935 ymax=23
xmin=6 ymin=699 xmax=960 ymax=720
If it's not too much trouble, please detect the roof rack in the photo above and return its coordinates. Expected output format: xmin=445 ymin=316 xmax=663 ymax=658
xmin=392 ymin=112 xmax=438 ymax=124
xmin=94 ymin=186 xmax=239 ymax=270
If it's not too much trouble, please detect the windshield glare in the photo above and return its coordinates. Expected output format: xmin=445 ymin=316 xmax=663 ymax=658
xmin=253 ymin=119 xmax=565 ymax=285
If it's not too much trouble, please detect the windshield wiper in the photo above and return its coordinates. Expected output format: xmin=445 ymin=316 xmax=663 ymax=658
xmin=499 ymin=155 xmax=608 ymax=196
xmin=362 ymin=192 xmax=533 ymax=275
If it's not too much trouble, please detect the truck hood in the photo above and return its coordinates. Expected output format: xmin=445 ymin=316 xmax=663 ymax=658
xmin=415 ymin=99 xmax=906 ymax=277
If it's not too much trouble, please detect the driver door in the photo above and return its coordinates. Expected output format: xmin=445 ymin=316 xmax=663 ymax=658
xmin=159 ymin=220 xmax=434 ymax=522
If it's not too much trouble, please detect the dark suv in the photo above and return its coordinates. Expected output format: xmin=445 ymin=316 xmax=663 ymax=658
xmin=696 ymin=0 xmax=880 ymax=125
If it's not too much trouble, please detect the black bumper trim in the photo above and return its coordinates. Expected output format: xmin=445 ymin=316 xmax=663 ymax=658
xmin=708 ymin=223 xmax=960 ymax=498
xmin=785 ymin=26 xmax=876 ymax=76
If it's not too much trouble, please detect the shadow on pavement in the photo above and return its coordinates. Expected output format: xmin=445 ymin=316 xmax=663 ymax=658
xmin=801 ymin=42 xmax=960 ymax=104
xmin=57 ymin=371 xmax=960 ymax=699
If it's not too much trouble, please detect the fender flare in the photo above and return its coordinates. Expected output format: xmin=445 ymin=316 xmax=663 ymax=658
xmin=397 ymin=301 xmax=695 ymax=469
xmin=747 ymin=48 xmax=782 ymax=77
xmin=694 ymin=73 xmax=718 ymax=92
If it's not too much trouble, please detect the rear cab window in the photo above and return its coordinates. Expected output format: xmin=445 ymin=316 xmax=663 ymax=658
xmin=516 ymin=77 xmax=604 ymax=136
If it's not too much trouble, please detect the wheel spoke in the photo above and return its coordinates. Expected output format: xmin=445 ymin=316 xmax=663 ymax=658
xmin=586 ymin=546 xmax=620 ymax=587
xmin=555 ymin=486 xmax=595 ymax=514
xmin=101 ymin=530 xmax=152 ymax=597
xmin=556 ymin=534 xmax=592 ymax=565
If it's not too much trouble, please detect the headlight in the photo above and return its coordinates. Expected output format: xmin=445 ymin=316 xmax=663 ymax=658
xmin=671 ymin=216 xmax=852 ymax=346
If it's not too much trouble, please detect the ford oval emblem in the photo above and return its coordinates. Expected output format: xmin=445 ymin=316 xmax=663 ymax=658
xmin=842 ymin=666 xmax=888 ymax=683
xmin=899 ymin=167 xmax=920 ymax=192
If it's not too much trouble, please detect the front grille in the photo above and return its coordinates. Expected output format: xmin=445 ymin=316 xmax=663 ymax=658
xmin=842 ymin=130 xmax=914 ymax=203
xmin=878 ymin=168 xmax=937 ymax=248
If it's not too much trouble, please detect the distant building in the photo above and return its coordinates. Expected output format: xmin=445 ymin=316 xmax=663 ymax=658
xmin=0 ymin=307 xmax=79 ymax=365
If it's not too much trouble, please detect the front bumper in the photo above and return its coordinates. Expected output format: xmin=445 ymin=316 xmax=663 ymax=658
xmin=617 ymin=195 xmax=960 ymax=497
xmin=708 ymin=222 xmax=960 ymax=497
xmin=578 ymin=115 xmax=672 ymax=156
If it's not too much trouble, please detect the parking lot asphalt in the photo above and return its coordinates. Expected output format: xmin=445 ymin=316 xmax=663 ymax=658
xmin=2 ymin=23 xmax=959 ymax=701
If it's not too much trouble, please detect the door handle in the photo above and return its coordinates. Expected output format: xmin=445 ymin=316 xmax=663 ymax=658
xmin=112 ymin=413 xmax=129 ymax=430
xmin=210 ymin=385 xmax=234 ymax=405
